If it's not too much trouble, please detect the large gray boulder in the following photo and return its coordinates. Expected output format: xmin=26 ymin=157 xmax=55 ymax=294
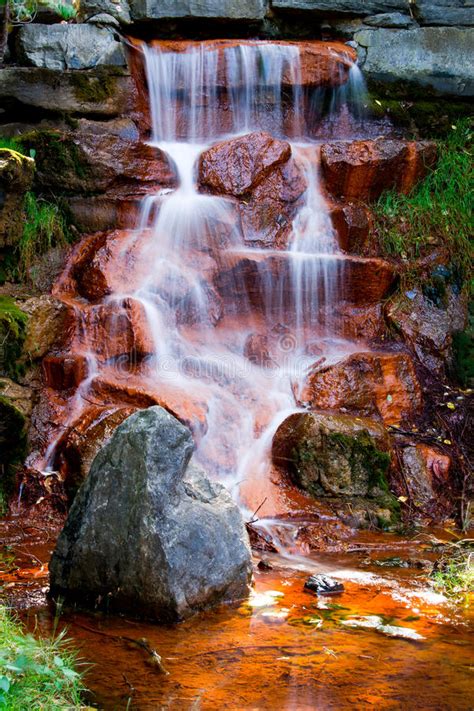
xmin=129 ymin=0 xmax=267 ymax=20
xmin=17 ymin=23 xmax=126 ymax=70
xmin=355 ymin=27 xmax=474 ymax=96
xmin=49 ymin=406 xmax=252 ymax=621
xmin=271 ymin=1 xmax=407 ymax=13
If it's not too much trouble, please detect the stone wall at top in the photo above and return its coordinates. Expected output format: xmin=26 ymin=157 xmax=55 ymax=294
xmin=77 ymin=0 xmax=473 ymax=98
xmin=0 ymin=0 xmax=472 ymax=126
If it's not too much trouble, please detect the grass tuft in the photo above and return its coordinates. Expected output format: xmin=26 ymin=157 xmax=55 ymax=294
xmin=431 ymin=540 xmax=474 ymax=605
xmin=15 ymin=192 xmax=72 ymax=281
xmin=373 ymin=120 xmax=473 ymax=289
xmin=0 ymin=606 xmax=85 ymax=709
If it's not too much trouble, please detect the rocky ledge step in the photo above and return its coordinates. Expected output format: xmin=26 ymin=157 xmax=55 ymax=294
xmin=297 ymin=350 xmax=423 ymax=426
xmin=215 ymin=250 xmax=397 ymax=309
xmin=320 ymin=138 xmax=437 ymax=202
xmin=137 ymin=39 xmax=357 ymax=89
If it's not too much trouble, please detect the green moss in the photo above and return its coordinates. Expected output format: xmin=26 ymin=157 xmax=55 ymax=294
xmin=0 ymin=395 xmax=27 ymax=515
xmin=328 ymin=431 xmax=392 ymax=494
xmin=17 ymin=130 xmax=86 ymax=181
xmin=71 ymin=71 xmax=118 ymax=104
xmin=367 ymin=79 xmax=473 ymax=138
xmin=0 ymin=297 xmax=28 ymax=380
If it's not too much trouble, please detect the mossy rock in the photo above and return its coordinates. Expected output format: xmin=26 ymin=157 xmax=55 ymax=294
xmin=17 ymin=130 xmax=90 ymax=193
xmin=0 ymin=296 xmax=28 ymax=380
xmin=70 ymin=70 xmax=118 ymax=104
xmin=367 ymin=85 xmax=473 ymax=138
xmin=273 ymin=411 xmax=395 ymax=506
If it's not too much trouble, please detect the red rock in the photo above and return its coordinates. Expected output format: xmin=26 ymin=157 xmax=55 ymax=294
xmin=27 ymin=120 xmax=177 ymax=194
xmin=215 ymin=252 xmax=396 ymax=313
xmin=71 ymin=232 xmax=112 ymax=302
xmin=147 ymin=40 xmax=357 ymax=89
xmin=238 ymin=157 xmax=307 ymax=249
xmin=401 ymin=444 xmax=453 ymax=519
xmin=85 ymin=298 xmax=154 ymax=361
xmin=56 ymin=406 xmax=136 ymax=497
xmin=299 ymin=351 xmax=423 ymax=425
xmin=244 ymin=334 xmax=274 ymax=367
xmin=321 ymin=139 xmax=437 ymax=202
xmin=43 ymin=354 xmax=89 ymax=390
xmin=199 ymin=131 xmax=292 ymax=197
xmin=330 ymin=202 xmax=372 ymax=254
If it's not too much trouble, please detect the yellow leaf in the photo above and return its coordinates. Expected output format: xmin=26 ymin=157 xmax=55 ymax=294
xmin=375 ymin=99 xmax=382 ymax=106
xmin=446 ymin=402 xmax=456 ymax=410
xmin=443 ymin=439 xmax=452 ymax=445
xmin=398 ymin=496 xmax=408 ymax=503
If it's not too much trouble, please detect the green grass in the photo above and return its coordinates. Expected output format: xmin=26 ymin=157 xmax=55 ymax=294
xmin=431 ymin=540 xmax=474 ymax=605
xmin=0 ymin=138 xmax=26 ymax=155
xmin=373 ymin=120 xmax=473 ymax=287
xmin=0 ymin=607 xmax=85 ymax=709
xmin=15 ymin=192 xmax=72 ymax=281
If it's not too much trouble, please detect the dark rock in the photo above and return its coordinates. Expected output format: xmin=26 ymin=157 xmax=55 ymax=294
xmin=22 ymin=296 xmax=71 ymax=361
xmin=304 ymin=574 xmax=344 ymax=595
xmin=79 ymin=0 xmax=132 ymax=24
xmin=129 ymin=0 xmax=267 ymax=20
xmin=272 ymin=1 xmax=407 ymax=14
xmin=199 ymin=131 xmax=291 ymax=197
xmin=49 ymin=406 xmax=252 ymax=621
xmin=401 ymin=444 xmax=453 ymax=518
xmin=386 ymin=289 xmax=468 ymax=376
xmin=16 ymin=23 xmax=126 ymax=70
xmin=363 ymin=12 xmax=417 ymax=28
xmin=18 ymin=120 xmax=176 ymax=195
xmin=416 ymin=1 xmax=474 ymax=27
xmin=257 ymin=559 xmax=273 ymax=571
xmin=355 ymin=27 xmax=474 ymax=97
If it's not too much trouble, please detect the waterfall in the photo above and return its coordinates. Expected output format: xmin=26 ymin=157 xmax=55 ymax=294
xmin=42 ymin=40 xmax=367 ymax=531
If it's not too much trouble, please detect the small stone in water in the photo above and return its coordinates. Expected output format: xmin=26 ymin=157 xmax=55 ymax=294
xmin=257 ymin=559 xmax=273 ymax=571
xmin=304 ymin=574 xmax=344 ymax=596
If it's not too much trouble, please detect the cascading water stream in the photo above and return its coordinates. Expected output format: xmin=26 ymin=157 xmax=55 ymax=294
xmin=42 ymin=40 xmax=368 ymax=545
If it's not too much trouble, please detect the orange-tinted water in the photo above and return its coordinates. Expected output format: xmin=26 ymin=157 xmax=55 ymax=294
xmin=2 ymin=521 xmax=472 ymax=710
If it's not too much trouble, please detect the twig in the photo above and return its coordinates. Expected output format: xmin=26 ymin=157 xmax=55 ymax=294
xmin=248 ymin=497 xmax=268 ymax=523
xmin=73 ymin=621 xmax=169 ymax=674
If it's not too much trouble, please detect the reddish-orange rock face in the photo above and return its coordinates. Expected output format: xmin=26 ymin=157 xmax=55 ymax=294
xmin=330 ymin=202 xmax=372 ymax=254
xmin=299 ymin=351 xmax=423 ymax=425
xmin=144 ymin=39 xmax=357 ymax=89
xmin=321 ymin=139 xmax=437 ymax=202
xmin=199 ymin=132 xmax=307 ymax=250
xmin=84 ymin=299 xmax=155 ymax=362
xmin=199 ymin=131 xmax=292 ymax=197
xmin=43 ymin=355 xmax=90 ymax=391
